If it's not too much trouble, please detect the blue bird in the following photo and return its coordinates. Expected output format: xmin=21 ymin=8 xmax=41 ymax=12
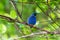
xmin=27 ymin=12 xmax=37 ymax=27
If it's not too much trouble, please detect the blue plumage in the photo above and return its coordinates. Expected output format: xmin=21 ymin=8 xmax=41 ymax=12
xmin=27 ymin=12 xmax=36 ymax=25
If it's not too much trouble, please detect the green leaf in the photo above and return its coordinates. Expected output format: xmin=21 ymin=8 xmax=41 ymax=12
xmin=10 ymin=10 xmax=17 ymax=19
xmin=0 ymin=2 xmax=4 ymax=11
xmin=49 ymin=13 xmax=56 ymax=20
xmin=0 ymin=24 xmax=7 ymax=34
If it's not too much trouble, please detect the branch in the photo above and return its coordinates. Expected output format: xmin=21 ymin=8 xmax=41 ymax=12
xmin=46 ymin=3 xmax=60 ymax=27
xmin=9 ymin=0 xmax=23 ymax=20
xmin=10 ymin=31 xmax=47 ymax=40
xmin=35 ymin=2 xmax=60 ymax=29
xmin=9 ymin=30 xmax=60 ymax=40
xmin=14 ymin=22 xmax=26 ymax=36
xmin=10 ymin=1 xmax=39 ymax=4
xmin=0 ymin=15 xmax=50 ymax=32
xmin=0 ymin=15 xmax=60 ymax=40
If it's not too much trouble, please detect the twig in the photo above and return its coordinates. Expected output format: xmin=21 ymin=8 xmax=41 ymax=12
xmin=9 ymin=31 xmax=48 ymax=40
xmin=46 ymin=3 xmax=60 ymax=27
xmin=0 ymin=15 xmax=60 ymax=40
xmin=14 ymin=22 xmax=26 ymax=36
xmin=13 ymin=1 xmax=35 ymax=4
xmin=9 ymin=0 xmax=23 ymax=20
xmin=0 ymin=15 xmax=51 ymax=33
xmin=35 ymin=2 xmax=60 ymax=29
xmin=9 ymin=30 xmax=60 ymax=40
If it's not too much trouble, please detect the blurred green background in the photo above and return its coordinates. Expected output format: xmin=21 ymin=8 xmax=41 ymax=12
xmin=0 ymin=0 xmax=60 ymax=40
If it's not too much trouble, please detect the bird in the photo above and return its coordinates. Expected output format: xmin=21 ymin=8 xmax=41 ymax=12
xmin=27 ymin=12 xmax=37 ymax=28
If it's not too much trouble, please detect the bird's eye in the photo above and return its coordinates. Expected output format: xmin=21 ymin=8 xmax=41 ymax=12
xmin=34 ymin=13 xmax=36 ymax=16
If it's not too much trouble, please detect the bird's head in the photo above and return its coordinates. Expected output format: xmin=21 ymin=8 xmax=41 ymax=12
xmin=31 ymin=12 xmax=37 ymax=16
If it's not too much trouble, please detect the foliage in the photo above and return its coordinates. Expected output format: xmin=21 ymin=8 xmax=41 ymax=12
xmin=0 ymin=0 xmax=60 ymax=40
